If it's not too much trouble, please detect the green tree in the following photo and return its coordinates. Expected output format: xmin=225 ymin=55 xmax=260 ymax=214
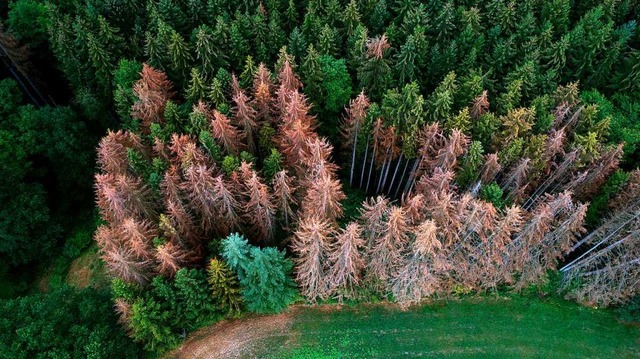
xmin=0 ymin=286 xmax=141 ymax=358
xmin=317 ymin=24 xmax=338 ymax=57
xmin=113 ymin=60 xmax=143 ymax=124
xmin=263 ymin=148 xmax=284 ymax=180
xmin=6 ymin=0 xmax=49 ymax=47
xmin=342 ymin=0 xmax=362 ymax=37
xmin=222 ymin=233 xmax=297 ymax=313
xmin=480 ymin=182 xmax=504 ymax=208
xmin=426 ymin=71 xmax=457 ymax=122
xmin=186 ymin=68 xmax=206 ymax=103
xmin=301 ymin=45 xmax=324 ymax=105
xmin=208 ymin=258 xmax=243 ymax=314
xmin=319 ymin=55 xmax=352 ymax=113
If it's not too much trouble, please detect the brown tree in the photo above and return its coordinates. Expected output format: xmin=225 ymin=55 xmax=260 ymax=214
xmin=292 ymin=216 xmax=334 ymax=301
xmin=243 ymin=169 xmax=276 ymax=241
xmin=272 ymin=170 xmax=298 ymax=228
xmin=132 ymin=63 xmax=174 ymax=130
xmin=326 ymin=223 xmax=365 ymax=301
xmin=367 ymin=206 xmax=410 ymax=290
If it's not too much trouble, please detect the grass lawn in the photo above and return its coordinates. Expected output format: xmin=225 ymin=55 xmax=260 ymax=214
xmin=259 ymin=296 xmax=639 ymax=358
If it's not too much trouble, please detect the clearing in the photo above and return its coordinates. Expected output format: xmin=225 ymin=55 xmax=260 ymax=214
xmin=171 ymin=296 xmax=640 ymax=358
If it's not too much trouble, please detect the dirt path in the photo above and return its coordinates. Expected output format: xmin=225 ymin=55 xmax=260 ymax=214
xmin=169 ymin=308 xmax=299 ymax=359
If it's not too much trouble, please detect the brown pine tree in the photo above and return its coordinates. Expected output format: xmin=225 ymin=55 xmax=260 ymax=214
xmin=272 ymin=170 xmax=298 ymax=228
xmin=97 ymin=130 xmax=143 ymax=174
xmin=232 ymin=86 xmax=258 ymax=152
xmin=292 ymin=216 xmax=334 ymax=301
xmin=392 ymin=219 xmax=445 ymax=307
xmin=155 ymin=240 xmax=190 ymax=277
xmin=132 ymin=63 xmax=174 ymax=131
xmin=326 ymin=223 xmax=365 ymax=301
xmin=95 ymin=173 xmax=156 ymax=223
xmin=367 ymin=206 xmax=410 ymax=290
xmin=301 ymin=172 xmax=346 ymax=224
xmin=243 ymin=169 xmax=276 ymax=241
xmin=210 ymin=110 xmax=245 ymax=155
xmin=470 ymin=90 xmax=489 ymax=119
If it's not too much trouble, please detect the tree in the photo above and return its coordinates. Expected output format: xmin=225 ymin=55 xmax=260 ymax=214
xmin=0 ymin=286 xmax=141 ymax=358
xmin=367 ymin=206 xmax=410 ymax=290
xmin=301 ymin=45 xmax=324 ymax=105
xmin=292 ymin=216 xmax=334 ymax=302
xmin=242 ymin=169 xmax=276 ymax=241
xmin=326 ymin=222 xmax=365 ymax=301
xmin=210 ymin=109 xmax=244 ymax=155
xmin=357 ymin=34 xmax=392 ymax=100
xmin=342 ymin=0 xmax=361 ymax=37
xmin=319 ymin=55 xmax=352 ymax=113
xmin=272 ymin=170 xmax=298 ymax=228
xmin=222 ymin=233 xmax=297 ymax=313
xmin=132 ymin=64 xmax=174 ymax=131
xmin=207 ymin=258 xmax=243 ymax=314
xmin=6 ymin=0 xmax=49 ymax=47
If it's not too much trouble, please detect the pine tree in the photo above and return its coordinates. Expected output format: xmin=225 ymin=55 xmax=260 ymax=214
xmin=194 ymin=25 xmax=226 ymax=77
xmin=272 ymin=170 xmax=298 ymax=228
xmin=207 ymin=258 xmax=243 ymax=314
xmin=342 ymin=0 xmax=362 ymax=37
xmin=427 ymin=72 xmax=457 ymax=122
xmin=167 ymin=29 xmax=193 ymax=82
xmin=186 ymin=68 xmax=206 ymax=103
xmin=367 ymin=205 xmax=410 ymax=290
xmin=357 ymin=34 xmax=392 ymax=100
xmin=155 ymin=240 xmax=189 ymax=277
xmin=231 ymin=85 xmax=258 ymax=153
xmin=242 ymin=169 xmax=276 ymax=241
xmin=229 ymin=23 xmax=249 ymax=66
xmin=301 ymin=45 xmax=324 ymax=105
xmin=210 ymin=110 xmax=244 ymax=155
xmin=132 ymin=64 xmax=174 ymax=131
xmin=326 ymin=222 xmax=365 ymax=301
xmin=292 ymin=216 xmax=334 ymax=301
xmin=288 ymin=27 xmax=308 ymax=61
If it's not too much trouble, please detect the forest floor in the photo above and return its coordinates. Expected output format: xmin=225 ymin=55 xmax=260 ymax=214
xmin=170 ymin=296 xmax=640 ymax=358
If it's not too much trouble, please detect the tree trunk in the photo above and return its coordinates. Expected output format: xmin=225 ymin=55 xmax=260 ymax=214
xmin=403 ymin=157 xmax=421 ymax=195
xmin=394 ymin=158 xmax=411 ymax=198
xmin=388 ymin=154 xmax=403 ymax=196
xmin=350 ymin=124 xmax=360 ymax=186
xmin=360 ymin=135 xmax=370 ymax=188
xmin=366 ymin=146 xmax=377 ymax=193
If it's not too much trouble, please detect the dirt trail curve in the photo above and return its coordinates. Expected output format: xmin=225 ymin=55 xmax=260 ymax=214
xmin=167 ymin=308 xmax=299 ymax=359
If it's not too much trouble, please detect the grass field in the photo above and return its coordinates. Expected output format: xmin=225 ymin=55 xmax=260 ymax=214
xmin=256 ymin=297 xmax=640 ymax=358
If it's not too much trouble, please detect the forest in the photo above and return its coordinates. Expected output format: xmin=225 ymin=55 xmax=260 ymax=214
xmin=0 ymin=0 xmax=639 ymax=356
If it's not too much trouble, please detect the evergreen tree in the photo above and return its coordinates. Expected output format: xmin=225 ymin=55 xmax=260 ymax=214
xmin=207 ymin=258 xmax=243 ymax=314
xmin=357 ymin=34 xmax=392 ymax=100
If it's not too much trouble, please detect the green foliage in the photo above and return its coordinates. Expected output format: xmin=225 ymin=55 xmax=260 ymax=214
xmin=480 ymin=182 xmax=504 ymax=208
xmin=221 ymin=233 xmax=251 ymax=278
xmin=7 ymin=0 xmax=50 ymax=47
xmin=124 ymin=268 xmax=219 ymax=352
xmin=0 ymin=286 xmax=141 ymax=358
xmin=457 ymin=140 xmax=484 ymax=187
xmin=581 ymin=90 xmax=640 ymax=166
xmin=113 ymin=59 xmax=142 ymax=124
xmin=207 ymin=258 xmax=243 ymax=314
xmin=0 ymin=79 xmax=93 ymax=266
xmin=222 ymin=233 xmax=297 ymax=313
xmin=319 ymin=55 xmax=352 ymax=113
xmin=222 ymin=155 xmax=240 ymax=175
xmin=199 ymin=130 xmax=223 ymax=163
xmin=263 ymin=149 xmax=283 ymax=180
